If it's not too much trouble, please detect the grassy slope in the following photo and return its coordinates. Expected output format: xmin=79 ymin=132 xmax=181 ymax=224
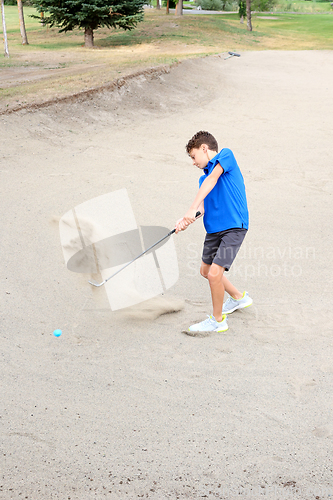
xmin=0 ymin=7 xmax=332 ymax=111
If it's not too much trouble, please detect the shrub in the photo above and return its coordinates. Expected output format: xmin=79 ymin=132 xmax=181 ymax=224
xmin=251 ymin=0 xmax=277 ymax=10
xmin=195 ymin=0 xmax=237 ymax=10
xmin=162 ymin=0 xmax=177 ymax=7
xmin=195 ymin=0 xmax=224 ymax=10
xmin=4 ymin=0 xmax=31 ymax=4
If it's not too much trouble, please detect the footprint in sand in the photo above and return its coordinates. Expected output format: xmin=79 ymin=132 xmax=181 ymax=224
xmin=312 ymin=425 xmax=333 ymax=439
xmin=287 ymin=376 xmax=318 ymax=400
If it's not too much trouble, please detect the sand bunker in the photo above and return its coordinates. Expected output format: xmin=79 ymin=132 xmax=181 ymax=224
xmin=1 ymin=51 xmax=333 ymax=499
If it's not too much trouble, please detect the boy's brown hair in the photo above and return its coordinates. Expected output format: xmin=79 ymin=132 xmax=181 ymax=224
xmin=186 ymin=131 xmax=218 ymax=155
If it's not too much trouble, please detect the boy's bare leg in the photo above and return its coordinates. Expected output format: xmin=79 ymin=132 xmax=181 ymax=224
xmin=221 ymin=275 xmax=243 ymax=300
xmin=200 ymin=262 xmax=225 ymax=322
xmin=200 ymin=262 xmax=243 ymax=319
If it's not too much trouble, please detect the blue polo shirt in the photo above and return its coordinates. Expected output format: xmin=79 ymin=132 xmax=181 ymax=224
xmin=199 ymin=148 xmax=249 ymax=233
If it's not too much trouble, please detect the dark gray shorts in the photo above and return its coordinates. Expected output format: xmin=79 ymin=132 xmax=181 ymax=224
xmin=202 ymin=228 xmax=247 ymax=271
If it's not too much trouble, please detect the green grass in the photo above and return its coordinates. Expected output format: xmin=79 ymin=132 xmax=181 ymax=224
xmin=96 ymin=13 xmax=253 ymax=49
xmin=274 ymin=0 xmax=332 ymax=12
xmin=1 ymin=5 xmax=41 ymax=33
xmin=237 ymin=11 xmax=333 ymax=43
xmin=0 ymin=5 xmax=332 ymax=112
xmin=0 ymin=7 xmax=90 ymax=50
xmin=1 ymin=5 xmax=333 ymax=51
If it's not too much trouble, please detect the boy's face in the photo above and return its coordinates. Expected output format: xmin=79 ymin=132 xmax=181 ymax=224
xmin=189 ymin=145 xmax=210 ymax=169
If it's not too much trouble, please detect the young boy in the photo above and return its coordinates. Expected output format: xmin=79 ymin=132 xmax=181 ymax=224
xmin=176 ymin=131 xmax=252 ymax=333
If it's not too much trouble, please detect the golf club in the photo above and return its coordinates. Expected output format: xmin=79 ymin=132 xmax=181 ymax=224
xmin=224 ymin=51 xmax=241 ymax=60
xmin=88 ymin=211 xmax=201 ymax=287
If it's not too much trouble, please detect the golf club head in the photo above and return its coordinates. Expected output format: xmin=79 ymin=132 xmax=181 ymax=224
xmin=225 ymin=51 xmax=241 ymax=59
xmin=88 ymin=280 xmax=105 ymax=287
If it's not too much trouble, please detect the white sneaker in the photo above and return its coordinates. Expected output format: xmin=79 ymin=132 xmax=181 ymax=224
xmin=188 ymin=314 xmax=228 ymax=333
xmin=222 ymin=291 xmax=253 ymax=314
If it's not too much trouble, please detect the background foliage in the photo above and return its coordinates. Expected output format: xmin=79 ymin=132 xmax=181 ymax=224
xmin=194 ymin=0 xmax=238 ymax=11
xmin=30 ymin=0 xmax=145 ymax=32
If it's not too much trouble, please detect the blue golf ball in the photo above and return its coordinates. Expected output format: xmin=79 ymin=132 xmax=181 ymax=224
xmin=53 ymin=329 xmax=62 ymax=337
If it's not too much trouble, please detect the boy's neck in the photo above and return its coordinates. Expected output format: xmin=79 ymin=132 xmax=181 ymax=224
xmin=208 ymin=149 xmax=217 ymax=160
xmin=207 ymin=149 xmax=218 ymax=162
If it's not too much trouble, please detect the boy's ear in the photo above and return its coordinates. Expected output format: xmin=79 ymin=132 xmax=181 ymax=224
xmin=201 ymin=144 xmax=208 ymax=153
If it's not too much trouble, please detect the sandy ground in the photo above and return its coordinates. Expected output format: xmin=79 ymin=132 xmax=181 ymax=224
xmin=1 ymin=50 xmax=333 ymax=499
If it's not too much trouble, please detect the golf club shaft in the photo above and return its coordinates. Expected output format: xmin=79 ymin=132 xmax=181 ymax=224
xmin=88 ymin=211 xmax=201 ymax=287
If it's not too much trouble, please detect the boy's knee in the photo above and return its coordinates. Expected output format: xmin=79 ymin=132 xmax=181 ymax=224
xmin=207 ymin=265 xmax=224 ymax=284
xmin=207 ymin=271 xmax=219 ymax=285
xmin=200 ymin=262 xmax=210 ymax=278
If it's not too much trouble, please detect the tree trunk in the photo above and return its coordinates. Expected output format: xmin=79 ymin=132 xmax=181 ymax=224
xmin=41 ymin=11 xmax=45 ymax=26
xmin=84 ymin=27 xmax=94 ymax=47
xmin=246 ymin=0 xmax=252 ymax=31
xmin=175 ymin=0 xmax=183 ymax=15
xmin=166 ymin=0 xmax=169 ymax=13
xmin=1 ymin=0 xmax=9 ymax=57
xmin=240 ymin=14 xmax=244 ymax=23
xmin=156 ymin=0 xmax=160 ymax=9
xmin=17 ymin=0 xmax=28 ymax=45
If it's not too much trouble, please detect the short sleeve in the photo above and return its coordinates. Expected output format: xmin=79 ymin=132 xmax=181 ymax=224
xmin=207 ymin=148 xmax=234 ymax=175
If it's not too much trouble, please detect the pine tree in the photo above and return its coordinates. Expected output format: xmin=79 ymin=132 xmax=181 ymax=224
xmin=31 ymin=0 xmax=145 ymax=47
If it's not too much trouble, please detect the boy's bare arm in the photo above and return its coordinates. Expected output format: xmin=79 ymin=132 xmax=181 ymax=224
xmin=183 ymin=164 xmax=223 ymax=223
xmin=197 ymin=201 xmax=205 ymax=217
xmin=175 ymin=162 xmax=222 ymax=233
xmin=175 ymin=201 xmax=204 ymax=233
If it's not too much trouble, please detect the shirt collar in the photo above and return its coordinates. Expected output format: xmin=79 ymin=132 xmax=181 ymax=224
xmin=204 ymin=151 xmax=219 ymax=175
